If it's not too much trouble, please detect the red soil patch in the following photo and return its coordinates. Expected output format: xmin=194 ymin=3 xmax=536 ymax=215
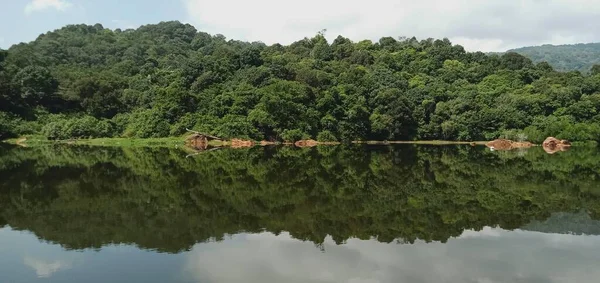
xmin=230 ymin=139 xmax=255 ymax=148
xmin=294 ymin=139 xmax=319 ymax=147
xmin=542 ymin=137 xmax=571 ymax=154
xmin=185 ymin=134 xmax=208 ymax=150
xmin=486 ymin=139 xmax=534 ymax=151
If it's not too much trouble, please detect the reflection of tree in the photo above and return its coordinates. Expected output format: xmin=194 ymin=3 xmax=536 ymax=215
xmin=0 ymin=144 xmax=599 ymax=253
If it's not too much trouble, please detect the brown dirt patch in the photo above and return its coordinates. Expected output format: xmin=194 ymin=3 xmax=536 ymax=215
xmin=486 ymin=139 xmax=534 ymax=151
xmin=294 ymin=140 xmax=319 ymax=147
xmin=542 ymin=137 xmax=571 ymax=154
xmin=230 ymin=139 xmax=255 ymax=148
xmin=185 ymin=134 xmax=208 ymax=150
xmin=260 ymin=140 xmax=277 ymax=146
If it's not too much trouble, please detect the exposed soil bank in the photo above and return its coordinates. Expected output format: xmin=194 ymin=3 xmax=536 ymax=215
xmin=3 ymin=136 xmax=582 ymax=155
xmin=486 ymin=139 xmax=534 ymax=151
xmin=230 ymin=139 xmax=255 ymax=148
xmin=294 ymin=140 xmax=341 ymax=147
xmin=543 ymin=137 xmax=571 ymax=154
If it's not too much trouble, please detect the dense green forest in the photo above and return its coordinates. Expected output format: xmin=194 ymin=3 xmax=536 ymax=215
xmin=1 ymin=21 xmax=600 ymax=142
xmin=510 ymin=43 xmax=600 ymax=73
xmin=1 ymin=144 xmax=600 ymax=252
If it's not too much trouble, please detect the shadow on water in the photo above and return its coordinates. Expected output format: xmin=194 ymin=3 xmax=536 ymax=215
xmin=1 ymin=144 xmax=600 ymax=253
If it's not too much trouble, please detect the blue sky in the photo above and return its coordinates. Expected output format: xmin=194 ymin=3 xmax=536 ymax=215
xmin=0 ymin=0 xmax=186 ymax=49
xmin=2 ymin=0 xmax=600 ymax=52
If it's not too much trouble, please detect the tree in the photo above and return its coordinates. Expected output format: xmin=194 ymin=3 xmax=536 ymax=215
xmin=12 ymin=66 xmax=58 ymax=106
xmin=1 ymin=21 xmax=599 ymax=142
xmin=592 ymin=64 xmax=600 ymax=75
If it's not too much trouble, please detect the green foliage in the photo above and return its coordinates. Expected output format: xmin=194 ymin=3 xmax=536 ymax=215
xmin=280 ymin=129 xmax=308 ymax=142
xmin=0 ymin=112 xmax=18 ymax=138
xmin=317 ymin=130 xmax=338 ymax=142
xmin=592 ymin=64 xmax=600 ymax=76
xmin=214 ymin=114 xmax=261 ymax=140
xmin=510 ymin=43 xmax=600 ymax=73
xmin=1 ymin=21 xmax=600 ymax=142
xmin=41 ymin=115 xmax=115 ymax=140
xmin=1 ymin=145 xmax=600 ymax=252
xmin=124 ymin=109 xmax=170 ymax=138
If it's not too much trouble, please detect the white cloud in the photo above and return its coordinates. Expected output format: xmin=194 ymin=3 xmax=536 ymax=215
xmin=184 ymin=228 xmax=600 ymax=283
xmin=23 ymin=256 xmax=73 ymax=278
xmin=25 ymin=0 xmax=73 ymax=15
xmin=183 ymin=0 xmax=600 ymax=52
xmin=111 ymin=20 xmax=138 ymax=30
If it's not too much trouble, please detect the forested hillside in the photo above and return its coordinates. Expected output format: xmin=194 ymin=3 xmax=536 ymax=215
xmin=510 ymin=43 xmax=600 ymax=73
xmin=1 ymin=21 xmax=600 ymax=142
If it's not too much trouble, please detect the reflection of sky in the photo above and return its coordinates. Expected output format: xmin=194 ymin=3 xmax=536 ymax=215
xmin=185 ymin=227 xmax=600 ymax=283
xmin=2 ymin=226 xmax=600 ymax=283
xmin=23 ymin=256 xmax=73 ymax=278
xmin=0 ymin=226 xmax=192 ymax=283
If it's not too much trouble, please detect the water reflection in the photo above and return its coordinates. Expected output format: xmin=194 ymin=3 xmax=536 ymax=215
xmin=0 ymin=144 xmax=600 ymax=282
xmin=184 ymin=228 xmax=600 ymax=283
xmin=0 ymin=226 xmax=190 ymax=283
xmin=23 ymin=256 xmax=73 ymax=278
xmin=2 ymin=225 xmax=600 ymax=283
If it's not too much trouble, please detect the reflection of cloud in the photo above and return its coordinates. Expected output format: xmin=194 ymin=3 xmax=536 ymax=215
xmin=185 ymin=228 xmax=600 ymax=283
xmin=23 ymin=256 xmax=73 ymax=278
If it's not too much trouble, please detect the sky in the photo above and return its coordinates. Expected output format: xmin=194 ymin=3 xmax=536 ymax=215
xmin=1 ymin=0 xmax=600 ymax=52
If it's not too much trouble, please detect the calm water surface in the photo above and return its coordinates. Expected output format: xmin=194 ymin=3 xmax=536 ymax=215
xmin=1 ymin=144 xmax=600 ymax=283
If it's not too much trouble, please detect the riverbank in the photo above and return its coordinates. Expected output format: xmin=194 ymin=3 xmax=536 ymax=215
xmin=2 ymin=136 xmax=595 ymax=148
xmin=2 ymin=136 xmax=188 ymax=148
xmin=353 ymin=140 xmax=488 ymax=145
xmin=2 ymin=136 xmax=489 ymax=147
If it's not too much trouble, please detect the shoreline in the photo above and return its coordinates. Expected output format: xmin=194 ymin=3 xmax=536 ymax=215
xmin=352 ymin=141 xmax=488 ymax=145
xmin=1 ymin=136 xmax=490 ymax=148
xmin=2 ymin=136 xmax=595 ymax=148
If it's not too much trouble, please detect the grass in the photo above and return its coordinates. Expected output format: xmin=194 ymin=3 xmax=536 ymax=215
xmin=2 ymin=135 xmax=186 ymax=148
xmin=1 ymin=135 xmax=239 ymax=148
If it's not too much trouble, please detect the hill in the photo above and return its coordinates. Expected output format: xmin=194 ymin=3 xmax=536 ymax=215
xmin=510 ymin=43 xmax=600 ymax=73
xmin=1 ymin=21 xmax=600 ymax=143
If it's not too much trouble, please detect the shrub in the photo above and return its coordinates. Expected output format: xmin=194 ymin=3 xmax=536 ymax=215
xmin=111 ymin=113 xmax=131 ymax=137
xmin=0 ymin=112 xmax=18 ymax=139
xmin=317 ymin=130 xmax=338 ymax=142
xmin=125 ymin=109 xmax=170 ymax=138
xmin=280 ymin=129 xmax=308 ymax=142
xmin=170 ymin=113 xmax=201 ymax=136
xmin=41 ymin=122 xmax=67 ymax=140
xmin=41 ymin=116 xmax=116 ymax=140
xmin=214 ymin=115 xmax=261 ymax=140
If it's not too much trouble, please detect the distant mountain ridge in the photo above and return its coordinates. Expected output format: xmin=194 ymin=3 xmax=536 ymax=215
xmin=509 ymin=42 xmax=600 ymax=73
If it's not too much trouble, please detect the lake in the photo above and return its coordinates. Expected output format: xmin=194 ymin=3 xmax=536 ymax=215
xmin=1 ymin=144 xmax=600 ymax=283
